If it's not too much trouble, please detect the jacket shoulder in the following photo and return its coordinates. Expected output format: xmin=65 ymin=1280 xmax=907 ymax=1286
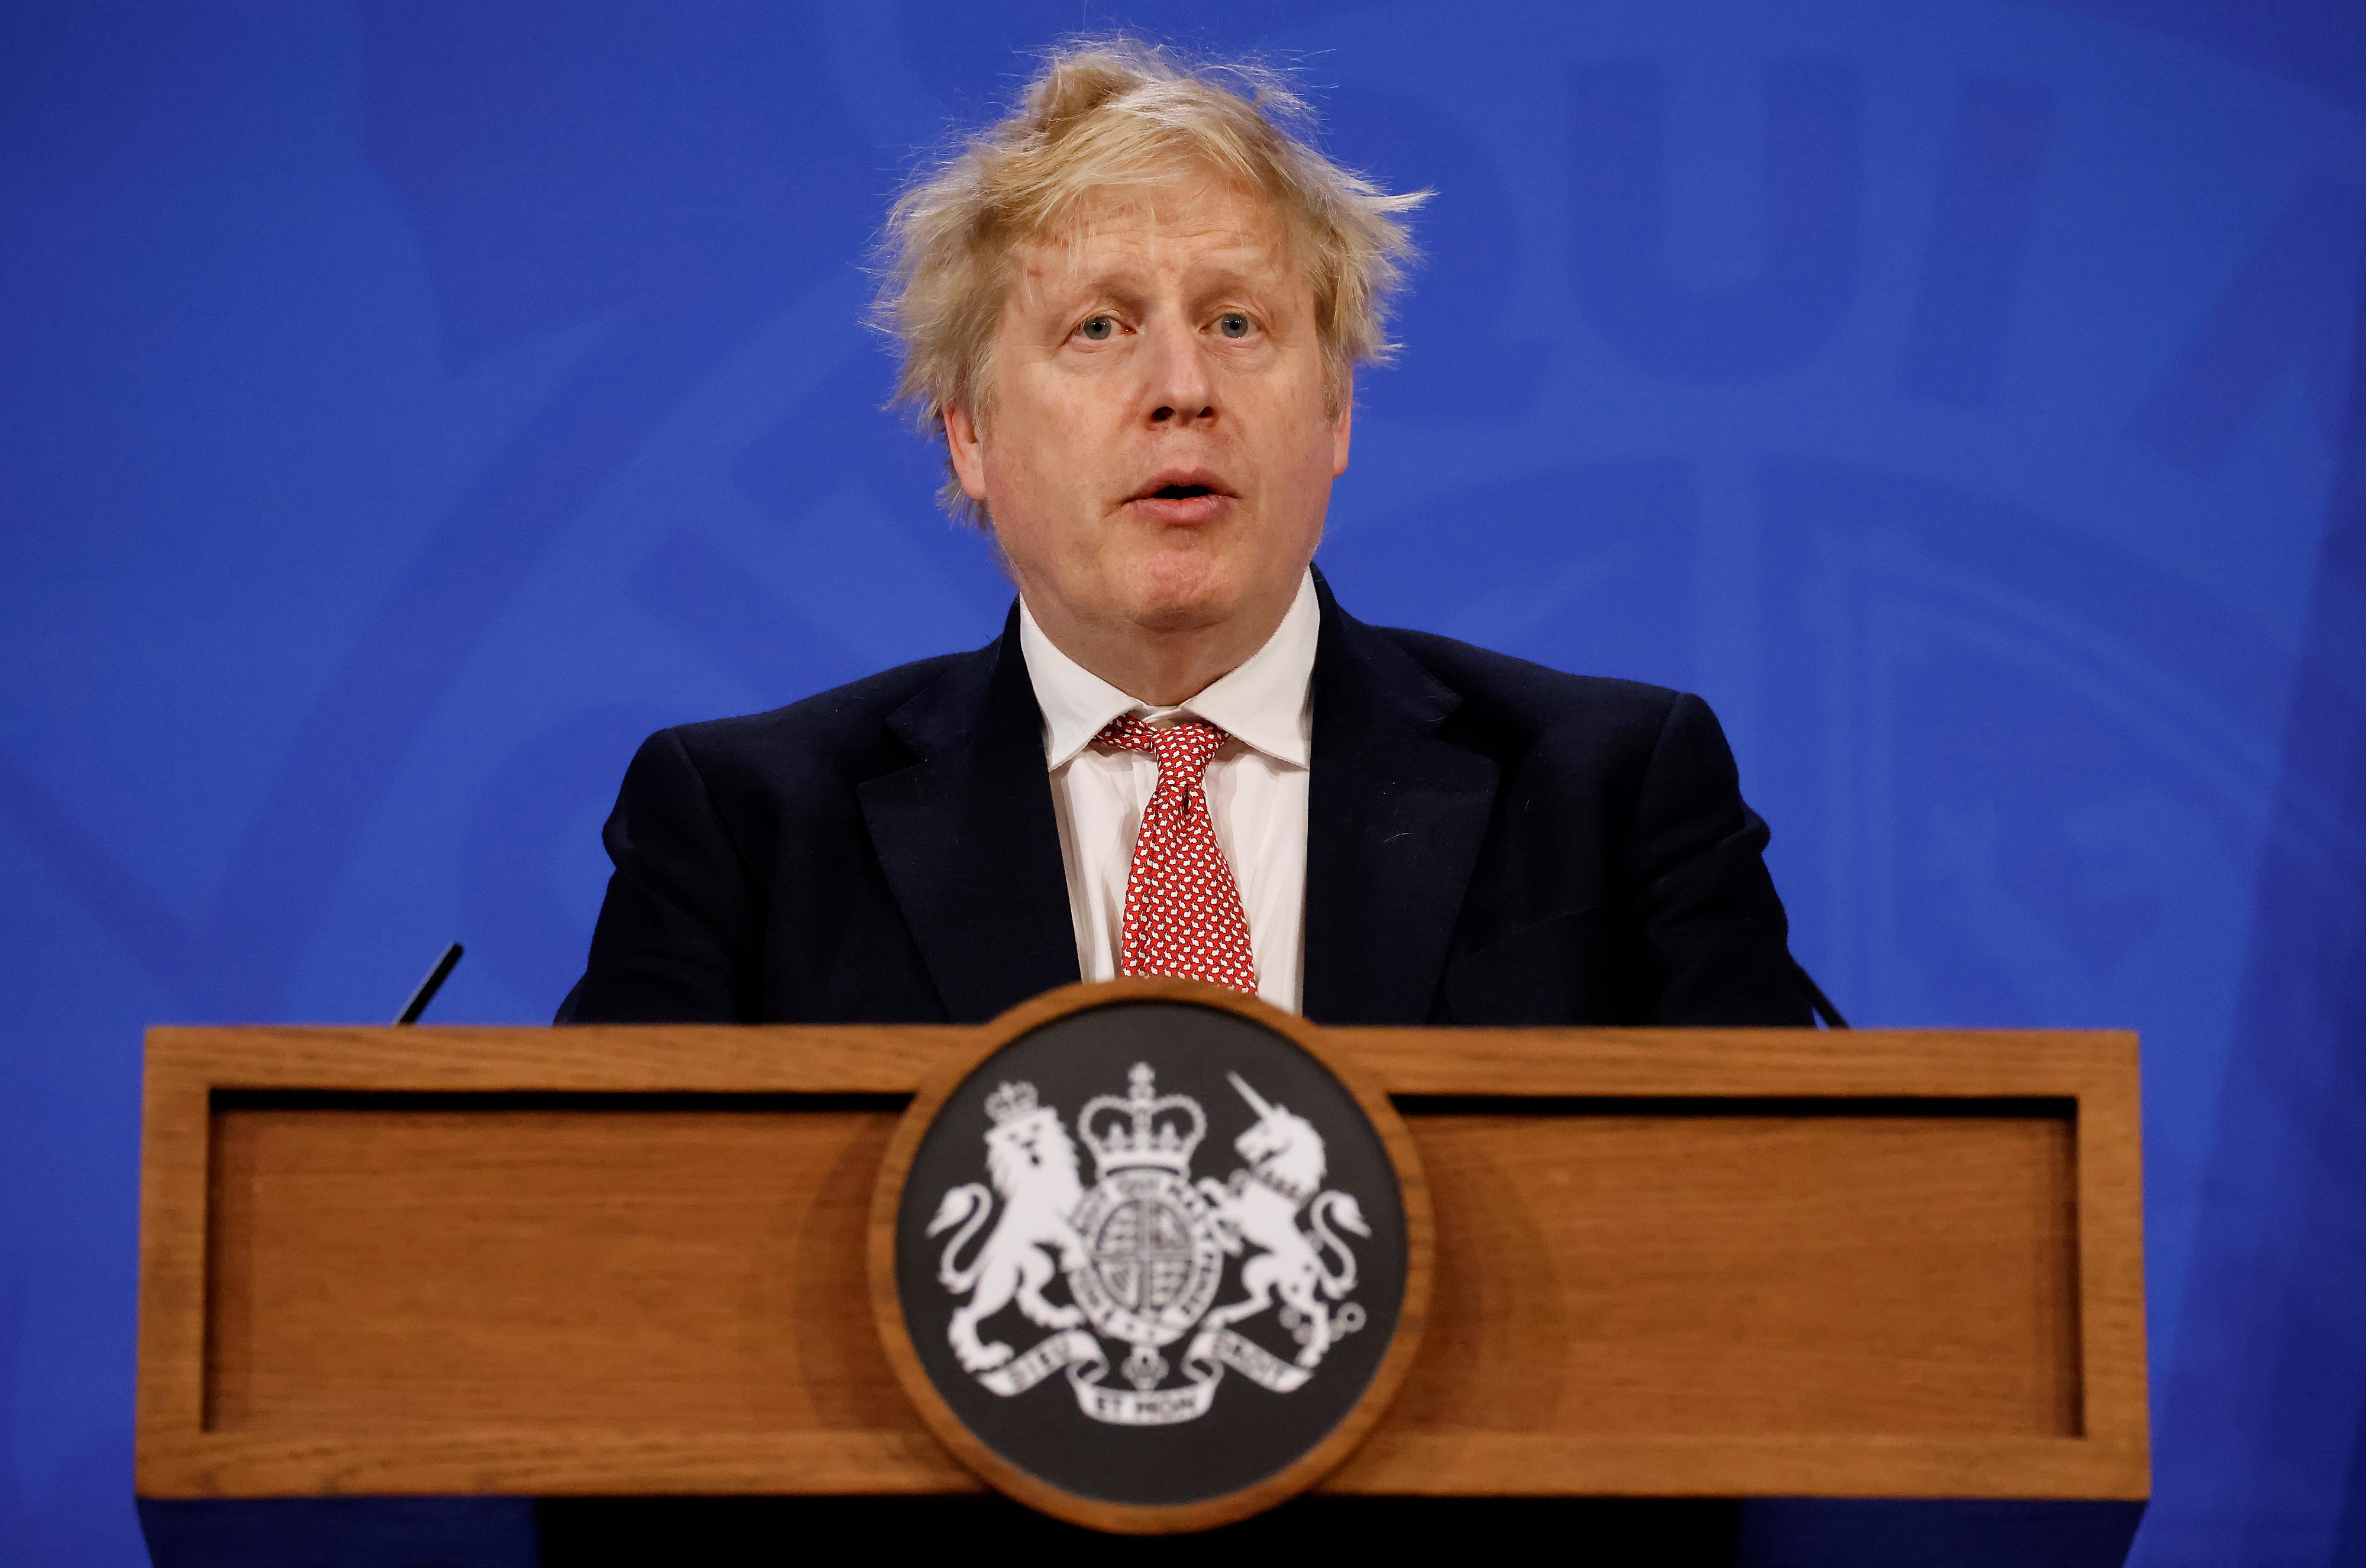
xmin=663 ymin=648 xmax=977 ymax=784
xmin=1371 ymin=625 xmax=1684 ymax=745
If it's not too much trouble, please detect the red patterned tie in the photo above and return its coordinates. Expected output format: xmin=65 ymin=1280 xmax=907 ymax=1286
xmin=1095 ymin=715 xmax=1259 ymax=994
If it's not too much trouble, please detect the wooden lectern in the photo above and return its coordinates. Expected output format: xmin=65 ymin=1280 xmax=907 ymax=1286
xmin=135 ymin=1005 xmax=2147 ymax=1544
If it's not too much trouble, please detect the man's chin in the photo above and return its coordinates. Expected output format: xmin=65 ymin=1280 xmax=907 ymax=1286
xmin=1110 ymin=560 xmax=1253 ymax=635
xmin=1109 ymin=589 xmax=1231 ymax=635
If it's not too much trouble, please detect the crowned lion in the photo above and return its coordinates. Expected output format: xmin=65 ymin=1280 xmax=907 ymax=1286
xmin=927 ymin=1082 xmax=1086 ymax=1373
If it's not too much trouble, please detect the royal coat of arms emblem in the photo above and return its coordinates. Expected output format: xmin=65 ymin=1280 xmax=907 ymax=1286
xmin=925 ymin=1061 xmax=1372 ymax=1425
xmin=879 ymin=989 xmax=1423 ymax=1527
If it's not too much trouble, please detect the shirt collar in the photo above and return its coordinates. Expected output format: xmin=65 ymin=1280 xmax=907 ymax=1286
xmin=1020 ymin=568 xmax=1319 ymax=771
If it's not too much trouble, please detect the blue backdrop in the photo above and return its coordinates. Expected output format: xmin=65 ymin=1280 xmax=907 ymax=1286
xmin=4 ymin=2 xmax=2363 ymax=1562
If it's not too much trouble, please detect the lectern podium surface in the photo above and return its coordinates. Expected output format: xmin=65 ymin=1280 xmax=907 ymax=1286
xmin=137 ymin=1013 xmax=2145 ymax=1506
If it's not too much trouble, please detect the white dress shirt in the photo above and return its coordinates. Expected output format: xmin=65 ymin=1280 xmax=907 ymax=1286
xmin=1019 ymin=570 xmax=1318 ymax=1014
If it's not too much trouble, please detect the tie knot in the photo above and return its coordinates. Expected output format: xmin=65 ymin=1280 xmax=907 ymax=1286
xmin=1095 ymin=714 xmax=1229 ymax=787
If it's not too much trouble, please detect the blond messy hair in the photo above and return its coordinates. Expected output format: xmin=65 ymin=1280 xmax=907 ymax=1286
xmin=873 ymin=37 xmax=1427 ymax=520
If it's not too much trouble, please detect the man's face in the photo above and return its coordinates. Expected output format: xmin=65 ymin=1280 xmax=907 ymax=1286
xmin=945 ymin=173 xmax=1348 ymax=649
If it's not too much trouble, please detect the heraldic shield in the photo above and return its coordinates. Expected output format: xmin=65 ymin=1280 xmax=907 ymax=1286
xmin=871 ymin=981 xmax=1430 ymax=1534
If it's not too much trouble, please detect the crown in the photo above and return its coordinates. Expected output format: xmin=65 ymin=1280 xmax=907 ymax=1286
xmin=1078 ymin=1063 xmax=1205 ymax=1178
xmin=983 ymin=1080 xmax=1044 ymax=1126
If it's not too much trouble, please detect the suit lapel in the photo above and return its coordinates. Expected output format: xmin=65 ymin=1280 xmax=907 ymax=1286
xmin=858 ymin=608 xmax=1081 ymax=1023
xmin=1301 ymin=577 xmax=1499 ymax=1024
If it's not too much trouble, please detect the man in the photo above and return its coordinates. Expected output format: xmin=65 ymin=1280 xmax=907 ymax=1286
xmin=560 ymin=41 xmax=1810 ymax=1033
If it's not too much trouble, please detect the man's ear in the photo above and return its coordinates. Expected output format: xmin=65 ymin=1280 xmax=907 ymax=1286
xmin=1331 ymin=372 xmax=1353 ymax=479
xmin=943 ymin=402 xmax=989 ymax=503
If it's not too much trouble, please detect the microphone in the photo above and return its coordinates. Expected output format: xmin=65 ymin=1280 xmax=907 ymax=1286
xmin=395 ymin=942 xmax=465 ymax=1025
xmin=1789 ymin=955 xmax=1848 ymax=1029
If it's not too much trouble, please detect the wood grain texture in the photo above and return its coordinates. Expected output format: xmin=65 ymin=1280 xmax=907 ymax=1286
xmin=137 ymin=1051 xmax=212 ymax=1482
xmin=1376 ymin=1111 xmax=2077 ymax=1440
xmin=135 ymin=1000 xmax=2146 ymax=1504
xmin=206 ymin=1105 xmax=913 ymax=1437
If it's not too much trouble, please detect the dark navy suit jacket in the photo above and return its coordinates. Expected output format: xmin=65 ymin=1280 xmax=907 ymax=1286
xmin=562 ymin=573 xmax=1809 ymax=1029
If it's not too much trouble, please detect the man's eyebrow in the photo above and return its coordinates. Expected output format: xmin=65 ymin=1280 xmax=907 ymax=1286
xmin=1032 ymin=237 xmax=1291 ymax=312
xmin=1062 ymin=273 xmax=1153 ymax=311
xmin=1188 ymin=261 xmax=1282 ymax=295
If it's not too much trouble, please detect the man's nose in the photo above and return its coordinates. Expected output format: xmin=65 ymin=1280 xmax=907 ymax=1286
xmin=1143 ymin=316 xmax=1216 ymax=427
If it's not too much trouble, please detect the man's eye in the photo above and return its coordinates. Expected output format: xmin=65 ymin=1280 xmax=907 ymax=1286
xmin=1216 ymin=313 xmax=1252 ymax=339
xmin=1077 ymin=316 xmax=1116 ymax=342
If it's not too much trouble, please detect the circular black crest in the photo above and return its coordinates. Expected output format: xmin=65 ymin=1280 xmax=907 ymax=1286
xmin=890 ymin=997 xmax=1411 ymax=1514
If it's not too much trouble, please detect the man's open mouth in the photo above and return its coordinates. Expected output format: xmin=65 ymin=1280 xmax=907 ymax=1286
xmin=1150 ymin=484 xmax=1217 ymax=500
